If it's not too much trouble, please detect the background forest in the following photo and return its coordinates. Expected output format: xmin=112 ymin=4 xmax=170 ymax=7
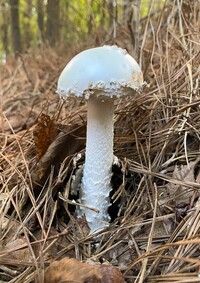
xmin=1 ymin=0 xmax=200 ymax=283
xmin=1 ymin=0 xmax=164 ymax=60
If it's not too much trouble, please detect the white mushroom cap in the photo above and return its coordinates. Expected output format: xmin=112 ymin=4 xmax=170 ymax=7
xmin=57 ymin=45 xmax=143 ymax=99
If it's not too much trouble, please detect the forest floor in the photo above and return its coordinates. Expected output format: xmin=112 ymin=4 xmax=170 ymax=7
xmin=1 ymin=2 xmax=200 ymax=283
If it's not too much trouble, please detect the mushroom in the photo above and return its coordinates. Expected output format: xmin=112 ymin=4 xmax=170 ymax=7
xmin=57 ymin=45 xmax=143 ymax=232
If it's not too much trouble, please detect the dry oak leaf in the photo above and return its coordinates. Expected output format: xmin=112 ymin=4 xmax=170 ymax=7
xmin=44 ymin=257 xmax=125 ymax=283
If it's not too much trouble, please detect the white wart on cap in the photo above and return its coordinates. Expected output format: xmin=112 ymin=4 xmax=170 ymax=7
xmin=57 ymin=45 xmax=143 ymax=232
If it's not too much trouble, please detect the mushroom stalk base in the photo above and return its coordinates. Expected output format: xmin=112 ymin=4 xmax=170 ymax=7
xmin=78 ymin=96 xmax=114 ymax=232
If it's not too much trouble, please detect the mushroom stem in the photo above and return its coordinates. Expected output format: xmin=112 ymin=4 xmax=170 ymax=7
xmin=78 ymin=96 xmax=114 ymax=231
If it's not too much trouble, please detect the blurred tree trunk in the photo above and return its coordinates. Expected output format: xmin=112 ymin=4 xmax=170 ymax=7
xmin=9 ymin=0 xmax=22 ymax=55
xmin=37 ymin=0 xmax=44 ymax=43
xmin=87 ymin=0 xmax=94 ymax=34
xmin=100 ymin=0 xmax=106 ymax=28
xmin=107 ymin=0 xmax=114 ymax=28
xmin=46 ymin=0 xmax=60 ymax=47
xmin=1 ymin=3 xmax=9 ymax=58
xmin=24 ymin=0 xmax=32 ymax=49
xmin=124 ymin=0 xmax=141 ymax=60
xmin=133 ymin=0 xmax=141 ymax=60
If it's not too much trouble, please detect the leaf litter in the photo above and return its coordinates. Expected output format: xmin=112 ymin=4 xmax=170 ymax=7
xmin=1 ymin=1 xmax=200 ymax=282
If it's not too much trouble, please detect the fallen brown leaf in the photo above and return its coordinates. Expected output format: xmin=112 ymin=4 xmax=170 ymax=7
xmin=44 ymin=257 xmax=102 ymax=283
xmin=32 ymin=123 xmax=86 ymax=191
xmin=1 ymin=107 xmax=38 ymax=133
xmin=33 ymin=113 xmax=58 ymax=161
xmin=1 ymin=238 xmax=32 ymax=266
xmin=44 ymin=257 xmax=125 ymax=283
xmin=167 ymin=158 xmax=200 ymax=205
xmin=99 ymin=265 xmax=125 ymax=283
